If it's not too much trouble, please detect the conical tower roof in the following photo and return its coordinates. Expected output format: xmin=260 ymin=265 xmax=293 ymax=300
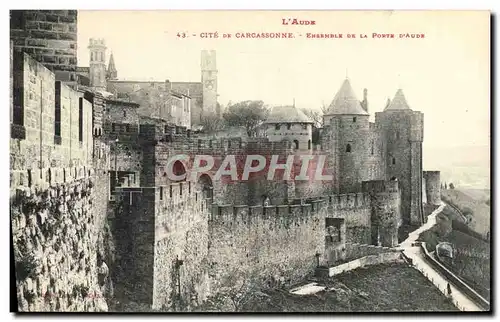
xmin=385 ymin=89 xmax=412 ymax=111
xmin=107 ymin=52 xmax=117 ymax=74
xmin=326 ymin=79 xmax=369 ymax=115
xmin=264 ymin=105 xmax=313 ymax=123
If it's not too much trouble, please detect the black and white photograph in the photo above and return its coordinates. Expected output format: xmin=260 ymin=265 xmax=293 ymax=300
xmin=8 ymin=9 xmax=491 ymax=314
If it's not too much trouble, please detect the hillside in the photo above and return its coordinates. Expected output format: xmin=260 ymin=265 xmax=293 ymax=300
xmin=458 ymin=189 xmax=491 ymax=202
xmin=423 ymin=145 xmax=490 ymax=189
xmin=418 ymin=206 xmax=490 ymax=301
xmin=441 ymin=189 xmax=490 ymax=237
xmin=196 ymin=263 xmax=457 ymax=312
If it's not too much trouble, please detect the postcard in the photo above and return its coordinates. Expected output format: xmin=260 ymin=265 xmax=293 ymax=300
xmin=9 ymin=10 xmax=491 ymax=313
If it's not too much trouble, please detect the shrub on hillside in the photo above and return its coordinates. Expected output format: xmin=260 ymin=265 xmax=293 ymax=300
xmin=451 ymin=220 xmax=486 ymax=241
xmin=418 ymin=207 xmax=456 ymax=252
xmin=445 ymin=231 xmax=490 ymax=299
xmin=435 ymin=213 xmax=453 ymax=236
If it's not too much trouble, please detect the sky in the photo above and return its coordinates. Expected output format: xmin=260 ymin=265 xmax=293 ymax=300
xmin=77 ymin=10 xmax=490 ymax=149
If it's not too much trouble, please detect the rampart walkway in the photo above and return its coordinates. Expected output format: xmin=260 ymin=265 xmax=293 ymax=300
xmin=397 ymin=202 xmax=484 ymax=311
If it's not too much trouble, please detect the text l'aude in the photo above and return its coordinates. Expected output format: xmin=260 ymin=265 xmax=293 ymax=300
xmin=282 ymin=18 xmax=316 ymax=25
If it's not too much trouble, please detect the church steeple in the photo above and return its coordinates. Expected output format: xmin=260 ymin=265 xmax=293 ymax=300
xmin=107 ymin=52 xmax=117 ymax=80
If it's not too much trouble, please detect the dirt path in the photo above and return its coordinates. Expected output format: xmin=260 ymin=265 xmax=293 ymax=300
xmin=398 ymin=202 xmax=484 ymax=311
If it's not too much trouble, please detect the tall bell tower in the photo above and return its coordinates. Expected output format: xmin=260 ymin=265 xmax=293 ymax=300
xmin=201 ymin=50 xmax=218 ymax=117
xmin=88 ymin=38 xmax=107 ymax=91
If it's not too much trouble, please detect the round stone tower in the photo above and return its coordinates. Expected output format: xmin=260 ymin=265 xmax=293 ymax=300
xmin=88 ymin=38 xmax=107 ymax=91
xmin=262 ymin=105 xmax=314 ymax=152
xmin=375 ymin=89 xmax=424 ymax=226
xmin=362 ymin=179 xmax=402 ymax=247
xmin=323 ymin=78 xmax=370 ymax=193
xmin=423 ymin=171 xmax=441 ymax=206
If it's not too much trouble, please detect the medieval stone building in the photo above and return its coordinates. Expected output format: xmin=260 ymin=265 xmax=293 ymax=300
xmin=76 ymin=44 xmax=218 ymax=127
xmin=10 ymin=10 xmax=441 ymax=312
xmin=262 ymin=105 xmax=314 ymax=152
xmin=318 ymin=79 xmax=424 ymax=225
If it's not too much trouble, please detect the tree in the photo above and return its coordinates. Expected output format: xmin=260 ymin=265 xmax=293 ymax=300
xmin=301 ymin=102 xmax=328 ymax=128
xmin=223 ymin=100 xmax=269 ymax=137
xmin=216 ymin=102 xmax=222 ymax=117
xmin=200 ymin=113 xmax=225 ymax=135
xmin=301 ymin=109 xmax=322 ymax=128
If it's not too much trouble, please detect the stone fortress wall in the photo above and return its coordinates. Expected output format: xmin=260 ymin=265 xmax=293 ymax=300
xmin=102 ymin=123 xmax=400 ymax=309
xmin=10 ymin=37 xmax=111 ymax=311
xmin=10 ymin=10 xmax=442 ymax=312
xmin=10 ymin=10 xmax=78 ymax=85
xmin=8 ymin=50 xmax=406 ymax=310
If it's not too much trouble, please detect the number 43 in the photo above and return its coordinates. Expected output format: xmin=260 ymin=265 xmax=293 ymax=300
xmin=177 ymin=32 xmax=186 ymax=38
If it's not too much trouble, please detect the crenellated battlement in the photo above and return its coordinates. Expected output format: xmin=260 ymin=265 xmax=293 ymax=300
xmin=114 ymin=181 xmax=209 ymax=209
xmin=88 ymin=38 xmax=106 ymax=48
xmin=139 ymin=123 xmax=295 ymax=154
xmin=362 ymin=179 xmax=399 ymax=195
xmin=292 ymin=192 xmax=371 ymax=209
xmin=208 ymin=201 xmax=325 ymax=237
xmin=210 ymin=201 xmax=325 ymax=222
xmin=161 ymin=136 xmax=293 ymax=155
xmin=326 ymin=192 xmax=371 ymax=209
xmin=10 ymin=165 xmax=100 ymax=198
xmin=210 ymin=191 xmax=372 ymax=223
xmin=10 ymin=51 xmax=98 ymax=193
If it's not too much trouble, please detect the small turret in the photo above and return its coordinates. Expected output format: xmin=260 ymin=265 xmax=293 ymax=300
xmin=360 ymin=88 xmax=368 ymax=113
xmin=423 ymin=171 xmax=441 ymax=206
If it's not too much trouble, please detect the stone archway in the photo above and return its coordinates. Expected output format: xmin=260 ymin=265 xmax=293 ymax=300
xmin=262 ymin=195 xmax=271 ymax=206
xmin=197 ymin=174 xmax=213 ymax=201
xmin=171 ymin=160 xmax=187 ymax=182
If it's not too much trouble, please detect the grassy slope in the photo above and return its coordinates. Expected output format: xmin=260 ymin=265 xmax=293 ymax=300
xmin=459 ymin=189 xmax=490 ymax=202
xmin=235 ymin=263 xmax=457 ymax=312
xmin=441 ymin=189 xmax=490 ymax=237
xmin=418 ymin=206 xmax=490 ymax=300
xmin=444 ymin=231 xmax=490 ymax=298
